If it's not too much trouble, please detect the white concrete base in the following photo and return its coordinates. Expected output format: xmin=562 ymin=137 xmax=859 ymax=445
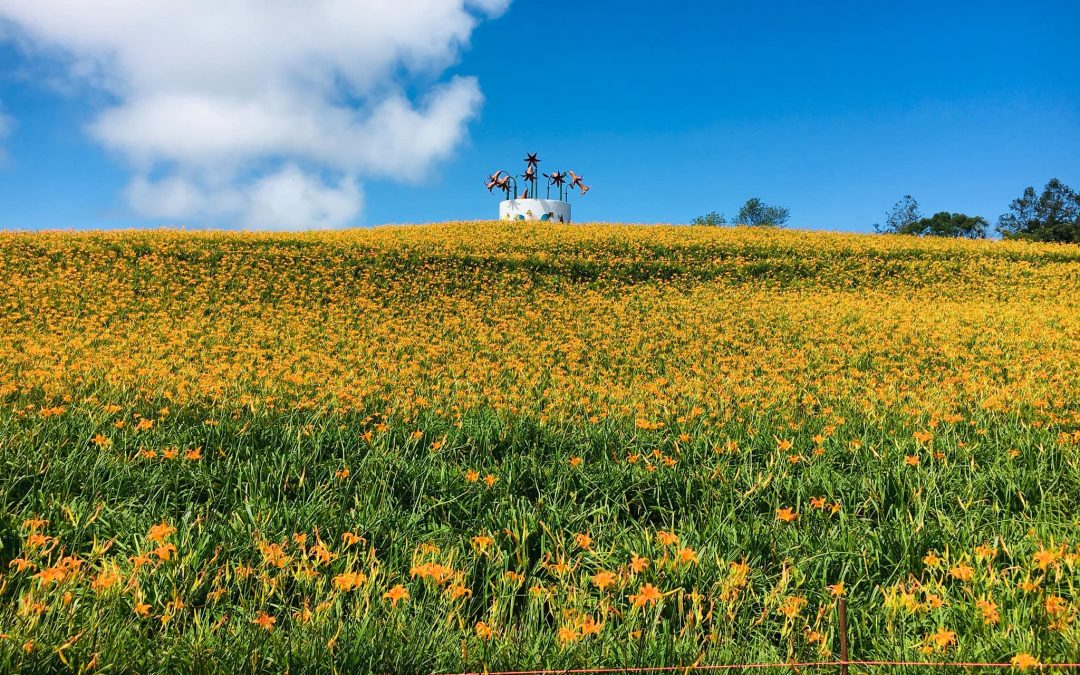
xmin=499 ymin=198 xmax=571 ymax=223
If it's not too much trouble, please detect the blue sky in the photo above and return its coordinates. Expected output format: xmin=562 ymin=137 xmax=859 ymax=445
xmin=1 ymin=0 xmax=1078 ymax=232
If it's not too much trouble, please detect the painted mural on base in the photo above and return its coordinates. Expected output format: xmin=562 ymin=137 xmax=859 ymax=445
xmin=498 ymin=198 xmax=571 ymax=223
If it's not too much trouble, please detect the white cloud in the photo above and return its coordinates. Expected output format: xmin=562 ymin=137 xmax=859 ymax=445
xmin=126 ymin=166 xmax=363 ymax=230
xmin=245 ymin=167 xmax=363 ymax=231
xmin=0 ymin=1 xmax=505 ymax=229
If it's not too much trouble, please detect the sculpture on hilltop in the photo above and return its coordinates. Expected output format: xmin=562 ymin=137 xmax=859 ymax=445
xmin=485 ymin=152 xmax=589 ymax=223
xmin=484 ymin=153 xmax=590 ymax=202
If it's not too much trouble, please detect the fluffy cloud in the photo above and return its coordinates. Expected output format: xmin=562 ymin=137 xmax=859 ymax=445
xmin=126 ymin=166 xmax=363 ymax=231
xmin=0 ymin=1 xmax=508 ymax=228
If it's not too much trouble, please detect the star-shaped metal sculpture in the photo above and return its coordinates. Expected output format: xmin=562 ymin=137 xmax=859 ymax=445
xmin=522 ymin=164 xmax=537 ymax=182
xmin=523 ymin=152 xmax=540 ymax=167
xmin=485 ymin=170 xmax=503 ymax=193
xmin=544 ymin=170 xmax=566 ymax=188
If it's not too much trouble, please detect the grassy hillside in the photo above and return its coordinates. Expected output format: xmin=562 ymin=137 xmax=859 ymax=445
xmin=1 ymin=222 xmax=1079 ymax=673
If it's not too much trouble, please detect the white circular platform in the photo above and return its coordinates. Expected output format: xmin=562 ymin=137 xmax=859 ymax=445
xmin=499 ymin=198 xmax=570 ymax=223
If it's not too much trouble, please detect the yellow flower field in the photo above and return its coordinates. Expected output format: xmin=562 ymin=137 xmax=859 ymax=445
xmin=0 ymin=222 xmax=1078 ymax=672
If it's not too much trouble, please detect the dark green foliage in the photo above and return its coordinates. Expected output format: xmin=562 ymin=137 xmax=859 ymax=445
xmin=690 ymin=211 xmax=727 ymax=226
xmin=893 ymin=212 xmax=988 ymax=239
xmin=736 ymin=198 xmax=790 ymax=227
xmin=998 ymin=178 xmax=1080 ymax=243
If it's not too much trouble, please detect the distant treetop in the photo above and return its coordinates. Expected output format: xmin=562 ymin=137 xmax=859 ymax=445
xmin=737 ymin=198 xmax=790 ymax=227
xmin=875 ymin=196 xmax=987 ymax=239
xmin=997 ymin=178 xmax=1080 ymax=243
xmin=690 ymin=211 xmax=727 ymax=226
xmin=691 ymin=198 xmax=789 ymax=227
xmin=875 ymin=195 xmax=921 ymax=234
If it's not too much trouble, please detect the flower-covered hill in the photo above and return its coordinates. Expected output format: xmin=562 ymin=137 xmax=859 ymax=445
xmin=0 ymin=222 xmax=1078 ymax=673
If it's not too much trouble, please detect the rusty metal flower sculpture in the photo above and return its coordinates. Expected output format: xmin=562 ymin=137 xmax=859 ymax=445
xmin=495 ymin=173 xmax=513 ymax=196
xmin=484 ymin=170 xmax=516 ymax=198
xmin=484 ymin=152 xmax=589 ymax=204
xmin=544 ymin=170 xmax=566 ymax=199
xmin=568 ymin=170 xmax=590 ymax=196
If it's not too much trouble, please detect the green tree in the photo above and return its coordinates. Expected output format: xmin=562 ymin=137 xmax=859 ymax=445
xmin=997 ymin=178 xmax=1080 ymax=243
xmin=875 ymin=195 xmax=986 ymax=238
xmin=736 ymin=198 xmax=789 ymax=226
xmin=875 ymin=195 xmax=921 ymax=234
xmin=893 ymin=212 xmax=988 ymax=239
xmin=690 ymin=211 xmax=727 ymax=226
